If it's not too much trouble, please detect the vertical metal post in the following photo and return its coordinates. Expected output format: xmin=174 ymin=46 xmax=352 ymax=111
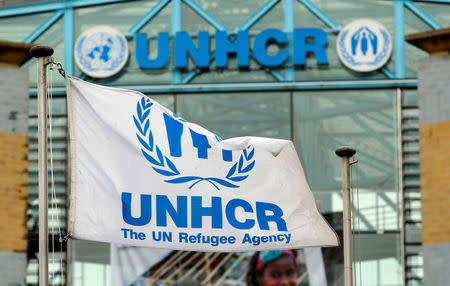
xmin=172 ymin=0 xmax=181 ymax=84
xmin=336 ymin=146 xmax=356 ymax=286
xmin=284 ymin=0 xmax=294 ymax=82
xmin=394 ymin=0 xmax=405 ymax=79
xmin=397 ymin=88 xmax=406 ymax=286
xmin=64 ymin=6 xmax=74 ymax=76
xmin=30 ymin=45 xmax=54 ymax=286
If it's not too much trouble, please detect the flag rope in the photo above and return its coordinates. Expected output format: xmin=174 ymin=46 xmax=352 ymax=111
xmin=351 ymin=162 xmax=362 ymax=286
xmin=356 ymin=163 xmax=362 ymax=286
xmin=351 ymin=165 xmax=356 ymax=285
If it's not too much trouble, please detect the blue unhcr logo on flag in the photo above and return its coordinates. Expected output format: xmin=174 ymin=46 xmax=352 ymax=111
xmin=133 ymin=97 xmax=255 ymax=190
xmin=336 ymin=19 xmax=392 ymax=72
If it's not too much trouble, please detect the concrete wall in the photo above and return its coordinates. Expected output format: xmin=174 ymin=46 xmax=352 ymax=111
xmin=0 ymin=251 xmax=27 ymax=286
xmin=0 ymin=132 xmax=28 ymax=252
xmin=0 ymin=67 xmax=29 ymax=134
xmin=418 ymin=55 xmax=450 ymax=286
xmin=0 ymin=66 xmax=29 ymax=286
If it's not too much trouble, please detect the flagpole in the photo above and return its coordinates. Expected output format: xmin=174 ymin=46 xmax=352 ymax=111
xmin=336 ymin=146 xmax=357 ymax=286
xmin=30 ymin=45 xmax=54 ymax=286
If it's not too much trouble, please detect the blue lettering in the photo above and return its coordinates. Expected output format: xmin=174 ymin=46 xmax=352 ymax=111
xmin=121 ymin=228 xmax=146 ymax=240
xmin=294 ymin=28 xmax=328 ymax=65
xmin=215 ymin=135 xmax=232 ymax=162
xmin=225 ymin=199 xmax=255 ymax=229
xmin=242 ymin=233 xmax=252 ymax=244
xmin=191 ymin=196 xmax=222 ymax=229
xmin=215 ymin=31 xmax=249 ymax=67
xmin=253 ymin=29 xmax=288 ymax=66
xmin=156 ymin=195 xmax=187 ymax=227
xmin=189 ymin=128 xmax=211 ymax=159
xmin=222 ymin=149 xmax=232 ymax=161
xmin=179 ymin=232 xmax=188 ymax=243
xmin=121 ymin=193 xmax=287 ymax=231
xmin=175 ymin=31 xmax=209 ymax=68
xmin=121 ymin=228 xmax=130 ymax=238
xmin=163 ymin=113 xmax=184 ymax=157
xmin=152 ymin=231 xmax=172 ymax=242
xmin=137 ymin=29 xmax=329 ymax=69
xmin=136 ymin=32 xmax=169 ymax=68
xmin=122 ymin=192 xmax=151 ymax=226
xmin=256 ymin=201 xmax=287 ymax=231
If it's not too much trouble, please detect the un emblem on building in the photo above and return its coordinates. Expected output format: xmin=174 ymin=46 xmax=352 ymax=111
xmin=336 ymin=19 xmax=392 ymax=72
xmin=74 ymin=25 xmax=128 ymax=78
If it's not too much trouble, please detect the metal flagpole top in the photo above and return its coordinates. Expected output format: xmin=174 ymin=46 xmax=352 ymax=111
xmin=335 ymin=146 xmax=356 ymax=158
xmin=30 ymin=45 xmax=54 ymax=58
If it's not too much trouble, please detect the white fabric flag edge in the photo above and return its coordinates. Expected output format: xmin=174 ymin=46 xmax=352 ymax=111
xmin=65 ymin=76 xmax=340 ymax=250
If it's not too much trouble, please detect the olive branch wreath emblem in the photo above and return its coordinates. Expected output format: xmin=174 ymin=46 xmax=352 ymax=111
xmin=338 ymin=29 xmax=390 ymax=67
xmin=133 ymin=97 xmax=255 ymax=190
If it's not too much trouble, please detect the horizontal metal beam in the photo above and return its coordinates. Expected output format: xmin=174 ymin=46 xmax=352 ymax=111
xmin=413 ymin=0 xmax=450 ymax=4
xmin=0 ymin=0 xmax=130 ymax=18
xmin=405 ymin=1 xmax=442 ymax=29
xmin=29 ymin=79 xmax=418 ymax=96
xmin=0 ymin=1 xmax=63 ymax=17
xmin=24 ymin=9 xmax=64 ymax=43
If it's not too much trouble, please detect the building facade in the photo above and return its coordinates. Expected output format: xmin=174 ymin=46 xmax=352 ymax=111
xmin=0 ymin=0 xmax=449 ymax=285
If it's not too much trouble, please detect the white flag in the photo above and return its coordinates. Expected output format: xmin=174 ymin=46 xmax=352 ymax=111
xmin=67 ymin=76 xmax=338 ymax=251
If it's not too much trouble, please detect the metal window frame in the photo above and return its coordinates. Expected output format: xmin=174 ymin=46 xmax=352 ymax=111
xmin=29 ymin=78 xmax=418 ymax=96
xmin=1 ymin=0 xmax=446 ymax=81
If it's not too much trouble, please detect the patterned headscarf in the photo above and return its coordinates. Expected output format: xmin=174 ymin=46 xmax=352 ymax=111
xmin=256 ymin=250 xmax=296 ymax=271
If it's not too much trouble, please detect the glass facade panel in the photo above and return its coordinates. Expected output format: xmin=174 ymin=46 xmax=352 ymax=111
xmin=307 ymin=0 xmax=396 ymax=79
xmin=416 ymin=2 xmax=450 ymax=27
xmin=293 ymin=90 xmax=398 ymax=190
xmin=194 ymin=0 xmax=269 ymax=31
xmin=2 ymin=0 xmax=447 ymax=87
xmin=72 ymin=262 xmax=111 ymax=286
xmin=73 ymin=1 xmax=173 ymax=85
xmin=321 ymin=229 xmax=402 ymax=284
xmin=71 ymin=240 xmax=111 ymax=286
xmin=404 ymin=11 xmax=432 ymax=78
xmin=352 ymin=233 xmax=402 ymax=286
xmin=147 ymin=94 xmax=175 ymax=111
xmin=0 ymin=0 xmax=447 ymax=87
xmin=0 ymin=11 xmax=53 ymax=42
xmin=20 ymin=18 xmax=66 ymax=87
xmin=175 ymin=92 xmax=291 ymax=139
xmin=293 ymin=89 xmax=400 ymax=233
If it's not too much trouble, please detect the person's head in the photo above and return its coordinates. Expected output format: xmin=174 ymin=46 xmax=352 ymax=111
xmin=246 ymin=250 xmax=298 ymax=286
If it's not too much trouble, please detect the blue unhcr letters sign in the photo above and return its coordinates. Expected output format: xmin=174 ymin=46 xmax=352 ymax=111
xmin=136 ymin=28 xmax=329 ymax=69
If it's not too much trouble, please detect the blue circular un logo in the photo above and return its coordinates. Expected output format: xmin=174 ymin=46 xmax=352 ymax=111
xmin=336 ymin=19 xmax=392 ymax=72
xmin=74 ymin=26 xmax=129 ymax=78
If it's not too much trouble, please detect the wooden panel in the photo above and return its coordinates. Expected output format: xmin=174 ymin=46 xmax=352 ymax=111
xmin=0 ymin=132 xmax=28 ymax=252
xmin=420 ymin=120 xmax=450 ymax=245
